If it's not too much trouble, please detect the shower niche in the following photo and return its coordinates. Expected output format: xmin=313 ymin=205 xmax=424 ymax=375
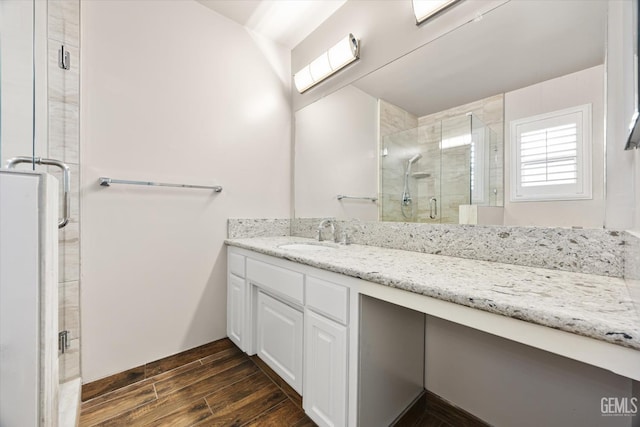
xmin=380 ymin=97 xmax=503 ymax=224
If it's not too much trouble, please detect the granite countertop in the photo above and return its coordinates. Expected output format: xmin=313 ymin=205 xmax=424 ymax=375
xmin=226 ymin=236 xmax=640 ymax=351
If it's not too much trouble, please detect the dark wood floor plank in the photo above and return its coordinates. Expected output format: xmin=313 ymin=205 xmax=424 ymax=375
xmin=203 ymin=375 xmax=287 ymax=426
xmin=292 ymin=417 xmax=317 ymax=427
xmin=79 ymin=383 xmax=156 ymax=426
xmin=243 ymin=400 xmax=312 ymax=427
xmin=145 ymin=338 xmax=235 ymax=377
xmin=154 ymin=351 xmax=249 ymax=396
xmin=424 ymin=390 xmax=488 ymax=427
xmin=394 ymin=391 xmax=427 ymax=427
xmin=199 ymin=345 xmax=242 ymax=365
xmin=79 ymin=338 xmax=492 ymax=427
xmin=205 ymin=372 xmax=275 ymax=413
xmin=81 ymin=378 xmax=154 ymax=412
xmin=82 ymin=365 xmax=146 ymax=402
xmin=149 ymin=360 xmax=202 ymax=383
xmin=95 ymin=361 xmax=260 ymax=426
xmin=145 ymin=398 xmax=212 ymax=427
xmin=250 ymin=355 xmax=303 ymax=408
xmin=414 ymin=414 xmax=448 ymax=427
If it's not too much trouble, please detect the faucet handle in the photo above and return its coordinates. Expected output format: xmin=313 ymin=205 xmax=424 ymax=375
xmin=337 ymin=230 xmax=350 ymax=245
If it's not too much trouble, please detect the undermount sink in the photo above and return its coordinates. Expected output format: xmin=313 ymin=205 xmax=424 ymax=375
xmin=278 ymin=243 xmax=338 ymax=251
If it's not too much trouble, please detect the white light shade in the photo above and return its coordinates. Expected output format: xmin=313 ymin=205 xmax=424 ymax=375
xmin=294 ymin=65 xmax=314 ymax=93
xmin=412 ymin=0 xmax=459 ymax=24
xmin=309 ymin=52 xmax=332 ymax=81
xmin=328 ymin=34 xmax=358 ymax=70
xmin=293 ymin=33 xmax=360 ymax=93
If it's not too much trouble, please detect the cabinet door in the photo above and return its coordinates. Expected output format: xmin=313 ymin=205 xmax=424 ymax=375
xmin=256 ymin=291 xmax=304 ymax=394
xmin=227 ymin=273 xmax=245 ymax=350
xmin=304 ymin=309 xmax=348 ymax=427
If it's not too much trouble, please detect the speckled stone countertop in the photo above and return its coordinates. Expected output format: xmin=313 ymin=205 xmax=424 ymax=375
xmin=226 ymin=236 xmax=640 ymax=350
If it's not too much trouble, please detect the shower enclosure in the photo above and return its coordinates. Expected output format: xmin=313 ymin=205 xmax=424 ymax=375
xmin=1 ymin=0 xmax=81 ymax=425
xmin=381 ymin=113 xmax=502 ymax=223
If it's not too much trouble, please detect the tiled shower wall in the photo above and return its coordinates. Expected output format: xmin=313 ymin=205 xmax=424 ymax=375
xmin=379 ymin=100 xmax=418 ymax=222
xmin=418 ymin=94 xmax=504 ymax=209
xmin=380 ymin=94 xmax=504 ymax=223
xmin=48 ymin=0 xmax=81 ymax=382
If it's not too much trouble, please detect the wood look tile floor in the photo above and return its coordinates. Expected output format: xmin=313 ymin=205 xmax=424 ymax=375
xmin=80 ymin=338 xmax=486 ymax=427
xmin=79 ymin=339 xmax=315 ymax=426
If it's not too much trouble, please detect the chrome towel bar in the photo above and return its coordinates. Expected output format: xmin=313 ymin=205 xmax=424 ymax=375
xmin=337 ymin=194 xmax=378 ymax=202
xmin=99 ymin=177 xmax=222 ymax=192
xmin=6 ymin=156 xmax=71 ymax=229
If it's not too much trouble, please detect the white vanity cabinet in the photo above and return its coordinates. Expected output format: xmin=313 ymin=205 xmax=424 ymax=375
xmin=227 ymin=247 xmax=355 ymax=427
xmin=304 ymin=275 xmax=350 ymax=427
xmin=227 ymin=274 xmax=245 ymax=348
xmin=304 ymin=308 xmax=348 ymax=427
xmin=256 ymin=290 xmax=304 ymax=394
xmin=226 ymin=251 xmax=247 ymax=350
xmin=246 ymin=257 xmax=306 ymax=395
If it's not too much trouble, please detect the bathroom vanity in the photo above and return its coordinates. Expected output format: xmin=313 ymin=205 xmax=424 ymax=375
xmin=227 ymin=244 xmax=360 ymax=426
xmin=226 ymin=237 xmax=640 ymax=427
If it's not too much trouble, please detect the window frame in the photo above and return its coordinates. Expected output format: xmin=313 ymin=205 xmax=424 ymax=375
xmin=509 ymin=104 xmax=592 ymax=202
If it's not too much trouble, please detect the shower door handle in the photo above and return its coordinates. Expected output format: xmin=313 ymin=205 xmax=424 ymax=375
xmin=429 ymin=197 xmax=437 ymax=219
xmin=6 ymin=156 xmax=71 ymax=228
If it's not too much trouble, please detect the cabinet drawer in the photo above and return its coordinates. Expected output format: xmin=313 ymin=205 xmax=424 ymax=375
xmin=246 ymin=259 xmax=304 ymax=305
xmin=228 ymin=252 xmax=245 ymax=278
xmin=306 ymin=276 xmax=349 ymax=325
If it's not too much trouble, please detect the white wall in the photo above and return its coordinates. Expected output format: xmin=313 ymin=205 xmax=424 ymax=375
xmin=81 ymin=0 xmax=291 ymax=382
xmin=503 ymin=65 xmax=605 ymax=228
xmin=425 ymin=316 xmax=635 ymax=427
xmin=294 ymin=85 xmax=378 ymax=220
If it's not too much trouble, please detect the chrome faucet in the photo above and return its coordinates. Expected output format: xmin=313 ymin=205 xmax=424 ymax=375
xmin=317 ymin=219 xmax=335 ymax=242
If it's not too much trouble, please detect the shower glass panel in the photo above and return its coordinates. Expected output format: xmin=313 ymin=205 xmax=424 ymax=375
xmin=440 ymin=115 xmax=472 ymax=223
xmin=380 ymin=113 xmax=500 ymax=224
xmin=0 ymin=0 xmax=47 ymax=167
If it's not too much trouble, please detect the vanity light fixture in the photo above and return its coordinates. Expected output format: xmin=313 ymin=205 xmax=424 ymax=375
xmin=412 ymin=0 xmax=461 ymax=25
xmin=294 ymin=33 xmax=360 ymax=93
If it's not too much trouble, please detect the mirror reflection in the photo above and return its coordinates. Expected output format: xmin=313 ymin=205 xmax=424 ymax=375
xmin=294 ymin=0 xmax=607 ymax=228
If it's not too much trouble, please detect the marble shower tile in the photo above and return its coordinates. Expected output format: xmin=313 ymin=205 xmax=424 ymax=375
xmin=379 ymin=100 xmax=417 ymax=138
xmin=48 ymin=101 xmax=79 ymax=164
xmin=48 ymin=0 xmax=80 ymax=47
xmin=59 ymin=338 xmax=81 ymax=382
xmin=59 ymin=221 xmax=80 ymax=283
xmin=59 ymin=280 xmax=80 ymax=339
xmin=482 ymin=94 xmax=505 ymax=125
xmin=48 ymin=42 xmax=79 ymax=104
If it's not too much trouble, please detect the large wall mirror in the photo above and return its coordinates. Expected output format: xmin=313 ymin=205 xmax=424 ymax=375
xmin=294 ymin=0 xmax=608 ymax=228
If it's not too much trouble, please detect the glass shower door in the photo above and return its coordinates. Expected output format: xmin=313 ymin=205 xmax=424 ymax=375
xmin=439 ymin=115 xmax=472 ymax=224
xmin=0 ymin=0 xmax=48 ymax=166
xmin=0 ymin=2 xmax=57 ymax=425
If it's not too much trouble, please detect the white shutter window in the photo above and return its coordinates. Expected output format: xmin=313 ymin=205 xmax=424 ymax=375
xmin=510 ymin=104 xmax=592 ymax=201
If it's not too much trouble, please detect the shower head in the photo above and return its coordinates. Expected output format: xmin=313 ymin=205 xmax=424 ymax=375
xmin=408 ymin=153 xmax=422 ymax=164
xmin=404 ymin=153 xmax=422 ymax=178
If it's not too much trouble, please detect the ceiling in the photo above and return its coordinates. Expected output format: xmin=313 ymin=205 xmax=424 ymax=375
xmin=353 ymin=0 xmax=607 ymax=117
xmin=197 ymin=0 xmax=347 ymax=49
